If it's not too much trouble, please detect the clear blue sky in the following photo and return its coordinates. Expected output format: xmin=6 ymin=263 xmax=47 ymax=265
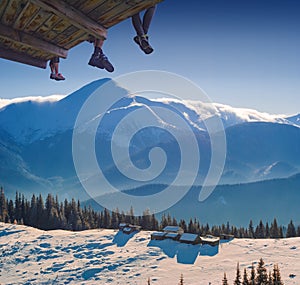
xmin=1 ymin=0 xmax=300 ymax=115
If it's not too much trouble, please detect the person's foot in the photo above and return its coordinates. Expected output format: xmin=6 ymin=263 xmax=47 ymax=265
xmin=88 ymin=53 xmax=114 ymax=72
xmin=134 ymin=35 xmax=154 ymax=54
xmin=50 ymin=73 xmax=65 ymax=81
xmin=88 ymin=54 xmax=104 ymax=69
xmin=98 ymin=53 xmax=114 ymax=72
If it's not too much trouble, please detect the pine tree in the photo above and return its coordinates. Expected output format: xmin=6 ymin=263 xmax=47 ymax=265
xmin=286 ymin=220 xmax=296 ymax=238
xmin=0 ymin=187 xmax=7 ymax=222
xmin=250 ymin=263 xmax=256 ymax=285
xmin=222 ymin=272 xmax=228 ymax=285
xmin=249 ymin=220 xmax=254 ymax=238
xmin=179 ymin=273 xmax=184 ymax=285
xmin=242 ymin=268 xmax=249 ymax=285
xmin=297 ymin=225 xmax=300 ymax=237
xmin=270 ymin=218 xmax=280 ymax=239
xmin=265 ymin=222 xmax=270 ymax=238
xmin=272 ymin=264 xmax=283 ymax=285
xmin=255 ymin=220 xmax=266 ymax=239
xmin=268 ymin=270 xmax=273 ymax=285
xmin=234 ymin=262 xmax=242 ymax=285
xmin=256 ymin=258 xmax=268 ymax=284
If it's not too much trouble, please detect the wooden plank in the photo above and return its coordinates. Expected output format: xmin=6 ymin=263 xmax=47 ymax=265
xmin=87 ymin=0 xmax=123 ymax=21
xmin=78 ymin=0 xmax=108 ymax=15
xmin=13 ymin=2 xmax=40 ymax=30
xmin=23 ymin=8 xmax=52 ymax=33
xmin=3 ymin=0 xmax=31 ymax=26
xmin=103 ymin=0 xmax=162 ymax=28
xmin=0 ymin=22 xmax=68 ymax=58
xmin=29 ymin=0 xmax=107 ymax=39
xmin=0 ymin=0 xmax=9 ymax=20
xmin=56 ymin=29 xmax=86 ymax=48
xmin=0 ymin=46 xmax=47 ymax=68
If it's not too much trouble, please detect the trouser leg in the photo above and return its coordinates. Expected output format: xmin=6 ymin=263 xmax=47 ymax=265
xmin=142 ymin=6 xmax=156 ymax=35
xmin=132 ymin=13 xmax=144 ymax=36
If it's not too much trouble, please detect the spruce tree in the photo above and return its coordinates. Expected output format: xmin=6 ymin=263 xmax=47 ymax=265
xmin=242 ymin=268 xmax=249 ymax=285
xmin=256 ymin=258 xmax=268 ymax=284
xmin=286 ymin=220 xmax=296 ymax=238
xmin=272 ymin=264 xmax=283 ymax=285
xmin=0 ymin=187 xmax=7 ymax=222
xmin=268 ymin=270 xmax=273 ymax=285
xmin=248 ymin=220 xmax=254 ymax=238
xmin=179 ymin=273 xmax=184 ymax=285
xmin=270 ymin=218 xmax=280 ymax=238
xmin=250 ymin=263 xmax=256 ymax=285
xmin=234 ymin=262 xmax=242 ymax=285
xmin=222 ymin=272 xmax=228 ymax=285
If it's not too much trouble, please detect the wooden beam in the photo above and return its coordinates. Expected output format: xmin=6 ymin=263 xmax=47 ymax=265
xmin=0 ymin=22 xmax=68 ymax=58
xmin=29 ymin=0 xmax=107 ymax=39
xmin=0 ymin=46 xmax=47 ymax=68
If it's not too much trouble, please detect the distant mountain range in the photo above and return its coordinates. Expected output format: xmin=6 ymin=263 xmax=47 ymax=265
xmin=0 ymin=78 xmax=299 ymax=224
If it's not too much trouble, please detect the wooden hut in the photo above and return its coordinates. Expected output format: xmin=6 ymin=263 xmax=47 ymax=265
xmin=0 ymin=0 xmax=163 ymax=68
xmin=119 ymin=223 xmax=141 ymax=234
xmin=150 ymin=231 xmax=166 ymax=241
xmin=162 ymin=226 xmax=184 ymax=235
xmin=179 ymin=233 xmax=201 ymax=245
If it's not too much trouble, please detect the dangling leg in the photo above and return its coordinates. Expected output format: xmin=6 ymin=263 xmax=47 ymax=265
xmin=132 ymin=13 xmax=145 ymax=37
xmin=49 ymin=57 xmax=65 ymax=81
xmin=88 ymin=37 xmax=114 ymax=72
xmin=142 ymin=6 xmax=156 ymax=35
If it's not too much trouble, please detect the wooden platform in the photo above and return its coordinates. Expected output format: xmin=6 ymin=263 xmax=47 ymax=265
xmin=0 ymin=0 xmax=163 ymax=68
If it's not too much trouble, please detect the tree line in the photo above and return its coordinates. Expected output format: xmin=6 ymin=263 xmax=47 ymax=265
xmin=0 ymin=187 xmax=299 ymax=239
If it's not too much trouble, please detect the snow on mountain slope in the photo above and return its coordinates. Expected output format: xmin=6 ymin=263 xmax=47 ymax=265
xmin=0 ymin=95 xmax=65 ymax=110
xmin=0 ymin=78 xmax=297 ymax=144
xmin=287 ymin=113 xmax=300 ymax=127
xmin=0 ymin=223 xmax=299 ymax=285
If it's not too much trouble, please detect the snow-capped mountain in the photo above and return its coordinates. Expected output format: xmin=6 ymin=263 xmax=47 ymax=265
xmin=0 ymin=78 xmax=297 ymax=144
xmin=0 ymin=78 xmax=299 ymax=199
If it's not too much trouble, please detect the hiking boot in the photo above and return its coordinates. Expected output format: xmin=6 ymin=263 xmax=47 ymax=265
xmin=50 ymin=73 xmax=65 ymax=81
xmin=88 ymin=54 xmax=104 ymax=69
xmin=55 ymin=73 xmax=65 ymax=81
xmin=50 ymin=73 xmax=56 ymax=80
xmin=98 ymin=53 xmax=114 ymax=73
xmin=134 ymin=35 xmax=154 ymax=54
xmin=88 ymin=53 xmax=114 ymax=72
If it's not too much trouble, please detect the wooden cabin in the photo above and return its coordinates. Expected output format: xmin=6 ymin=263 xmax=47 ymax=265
xmin=150 ymin=231 xmax=166 ymax=241
xmin=162 ymin=226 xmax=184 ymax=235
xmin=164 ymin=232 xmax=181 ymax=241
xmin=179 ymin=233 xmax=201 ymax=245
xmin=219 ymin=233 xmax=234 ymax=241
xmin=119 ymin=223 xmax=141 ymax=234
xmin=0 ymin=0 xmax=163 ymax=68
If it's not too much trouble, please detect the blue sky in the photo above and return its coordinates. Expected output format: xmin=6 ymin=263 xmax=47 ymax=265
xmin=1 ymin=0 xmax=300 ymax=115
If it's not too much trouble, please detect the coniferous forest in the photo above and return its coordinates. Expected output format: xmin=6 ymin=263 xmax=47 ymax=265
xmin=0 ymin=187 xmax=299 ymax=239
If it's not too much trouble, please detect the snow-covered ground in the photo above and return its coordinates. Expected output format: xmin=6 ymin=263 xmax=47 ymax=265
xmin=0 ymin=223 xmax=299 ymax=284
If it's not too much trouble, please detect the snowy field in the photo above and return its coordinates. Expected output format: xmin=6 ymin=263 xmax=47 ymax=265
xmin=0 ymin=222 xmax=299 ymax=284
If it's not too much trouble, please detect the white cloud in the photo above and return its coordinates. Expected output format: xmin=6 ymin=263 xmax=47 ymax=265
xmin=0 ymin=95 xmax=66 ymax=109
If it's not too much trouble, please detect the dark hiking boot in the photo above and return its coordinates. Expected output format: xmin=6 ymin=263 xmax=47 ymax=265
xmin=88 ymin=53 xmax=114 ymax=72
xmin=134 ymin=35 xmax=154 ymax=54
xmin=50 ymin=73 xmax=65 ymax=81
xmin=99 ymin=53 xmax=114 ymax=72
xmin=88 ymin=54 xmax=104 ymax=69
